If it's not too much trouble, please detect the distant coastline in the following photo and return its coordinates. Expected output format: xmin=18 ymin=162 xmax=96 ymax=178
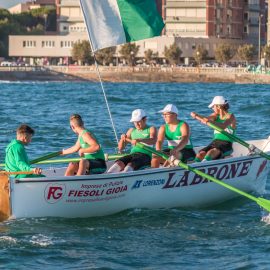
xmin=1 ymin=66 xmax=270 ymax=84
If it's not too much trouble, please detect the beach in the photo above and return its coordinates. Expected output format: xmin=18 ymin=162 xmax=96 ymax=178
xmin=1 ymin=66 xmax=270 ymax=84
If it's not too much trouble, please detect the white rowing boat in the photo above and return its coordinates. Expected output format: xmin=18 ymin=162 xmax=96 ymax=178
xmin=1 ymin=138 xmax=269 ymax=220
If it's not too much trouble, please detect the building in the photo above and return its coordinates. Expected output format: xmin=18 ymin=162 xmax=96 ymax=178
xmin=9 ymin=0 xmax=55 ymax=14
xmin=9 ymin=0 xmax=268 ymax=64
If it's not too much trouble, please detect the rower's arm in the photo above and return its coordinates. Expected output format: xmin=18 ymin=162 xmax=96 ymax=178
xmin=136 ymin=126 xmax=157 ymax=145
xmin=118 ymin=128 xmax=133 ymax=152
xmin=214 ymin=114 xmax=236 ymax=129
xmin=174 ymin=122 xmax=190 ymax=152
xmin=191 ymin=112 xmax=217 ymax=124
xmin=156 ymin=125 xmax=165 ymax=151
xmin=79 ymin=132 xmax=100 ymax=154
xmin=62 ymin=139 xmax=80 ymax=155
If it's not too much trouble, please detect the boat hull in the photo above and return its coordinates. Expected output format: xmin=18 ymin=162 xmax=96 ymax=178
xmin=10 ymin=154 xmax=269 ymax=219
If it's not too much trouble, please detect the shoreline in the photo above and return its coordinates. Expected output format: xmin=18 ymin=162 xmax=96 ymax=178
xmin=1 ymin=66 xmax=270 ymax=84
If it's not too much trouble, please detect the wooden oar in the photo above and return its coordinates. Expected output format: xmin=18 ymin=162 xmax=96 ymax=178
xmin=0 ymin=153 xmax=126 ymax=168
xmin=135 ymin=142 xmax=270 ymax=213
xmin=29 ymin=151 xmax=62 ymax=165
xmin=192 ymin=113 xmax=270 ymax=160
xmin=0 ymin=171 xmax=35 ymax=175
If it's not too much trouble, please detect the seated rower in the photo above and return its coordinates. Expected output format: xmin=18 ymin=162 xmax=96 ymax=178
xmin=62 ymin=114 xmax=106 ymax=176
xmin=191 ymin=96 xmax=236 ymax=162
xmin=152 ymin=104 xmax=196 ymax=168
xmin=107 ymin=109 xmax=156 ymax=173
xmin=5 ymin=124 xmax=42 ymax=178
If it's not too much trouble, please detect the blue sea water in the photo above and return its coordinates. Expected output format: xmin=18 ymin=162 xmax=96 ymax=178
xmin=0 ymin=81 xmax=270 ymax=269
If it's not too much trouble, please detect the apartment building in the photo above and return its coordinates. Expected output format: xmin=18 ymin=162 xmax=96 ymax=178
xmin=9 ymin=0 xmax=55 ymax=14
xmin=9 ymin=0 xmax=268 ymax=64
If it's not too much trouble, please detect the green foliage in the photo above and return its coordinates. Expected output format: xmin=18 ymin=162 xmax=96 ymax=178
xmin=95 ymin=47 xmax=116 ymax=66
xmin=0 ymin=7 xmax=56 ymax=57
xmin=262 ymin=45 xmax=270 ymax=62
xmin=144 ymin=49 xmax=158 ymax=65
xmin=119 ymin=43 xmax=140 ymax=66
xmin=194 ymin=45 xmax=208 ymax=65
xmin=237 ymin=44 xmax=255 ymax=64
xmin=214 ymin=43 xmax=235 ymax=64
xmin=71 ymin=40 xmax=93 ymax=65
xmin=164 ymin=43 xmax=182 ymax=65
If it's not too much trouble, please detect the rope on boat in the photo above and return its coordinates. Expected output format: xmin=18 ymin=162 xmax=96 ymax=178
xmin=80 ymin=0 xmax=119 ymax=146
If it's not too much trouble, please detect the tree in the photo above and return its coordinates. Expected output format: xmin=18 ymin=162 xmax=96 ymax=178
xmin=237 ymin=44 xmax=255 ymax=64
xmin=214 ymin=43 xmax=235 ymax=64
xmin=95 ymin=47 xmax=116 ymax=66
xmin=194 ymin=45 xmax=208 ymax=65
xmin=144 ymin=49 xmax=158 ymax=65
xmin=71 ymin=40 xmax=93 ymax=65
xmin=119 ymin=43 xmax=140 ymax=66
xmin=262 ymin=45 xmax=270 ymax=66
xmin=164 ymin=43 xmax=182 ymax=65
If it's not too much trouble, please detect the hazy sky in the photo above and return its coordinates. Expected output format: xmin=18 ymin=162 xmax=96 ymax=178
xmin=0 ymin=0 xmax=27 ymax=9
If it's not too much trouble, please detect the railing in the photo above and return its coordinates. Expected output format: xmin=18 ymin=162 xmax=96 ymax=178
xmin=0 ymin=66 xmax=269 ymax=75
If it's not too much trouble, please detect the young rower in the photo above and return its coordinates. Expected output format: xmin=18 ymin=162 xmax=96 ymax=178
xmin=107 ymin=109 xmax=157 ymax=173
xmin=191 ymin=96 xmax=236 ymax=162
xmin=5 ymin=124 xmax=42 ymax=178
xmin=62 ymin=114 xmax=106 ymax=176
xmin=151 ymin=104 xmax=196 ymax=168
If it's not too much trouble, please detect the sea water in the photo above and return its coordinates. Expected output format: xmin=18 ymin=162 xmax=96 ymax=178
xmin=0 ymin=81 xmax=270 ymax=269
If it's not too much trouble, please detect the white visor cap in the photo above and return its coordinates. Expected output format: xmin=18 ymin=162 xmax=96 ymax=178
xmin=130 ymin=109 xmax=146 ymax=122
xmin=158 ymin=104 xmax=178 ymax=115
xmin=208 ymin=96 xmax=227 ymax=108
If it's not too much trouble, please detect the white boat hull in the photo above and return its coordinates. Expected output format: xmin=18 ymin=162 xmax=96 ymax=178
xmin=9 ymin=139 xmax=270 ymax=219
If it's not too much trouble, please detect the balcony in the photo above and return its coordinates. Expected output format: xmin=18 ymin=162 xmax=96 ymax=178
xmin=58 ymin=0 xmax=79 ymax=7
xmin=165 ymin=1 xmax=206 ymax=8
xmin=165 ymin=16 xmax=206 ymax=23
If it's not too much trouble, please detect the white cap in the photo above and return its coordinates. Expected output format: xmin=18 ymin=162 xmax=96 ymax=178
xmin=208 ymin=96 xmax=227 ymax=108
xmin=130 ymin=109 xmax=146 ymax=122
xmin=158 ymin=104 xmax=178 ymax=115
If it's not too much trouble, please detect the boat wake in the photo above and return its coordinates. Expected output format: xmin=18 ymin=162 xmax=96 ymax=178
xmin=261 ymin=214 xmax=270 ymax=224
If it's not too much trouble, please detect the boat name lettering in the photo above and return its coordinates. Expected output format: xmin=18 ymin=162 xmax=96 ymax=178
xmin=163 ymin=160 xmax=253 ymax=189
xmin=67 ymin=185 xmax=127 ymax=197
xmin=131 ymin=179 xmax=165 ymax=189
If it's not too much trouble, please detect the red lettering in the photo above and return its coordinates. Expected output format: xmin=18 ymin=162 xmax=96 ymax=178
xmin=47 ymin=186 xmax=63 ymax=200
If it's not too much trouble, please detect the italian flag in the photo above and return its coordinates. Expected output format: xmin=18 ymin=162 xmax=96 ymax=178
xmin=80 ymin=0 xmax=165 ymax=51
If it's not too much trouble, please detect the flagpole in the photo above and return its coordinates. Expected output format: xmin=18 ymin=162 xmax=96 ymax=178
xmin=79 ymin=0 xmax=119 ymax=145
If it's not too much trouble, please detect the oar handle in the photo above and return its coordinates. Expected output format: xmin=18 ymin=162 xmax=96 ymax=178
xmin=30 ymin=151 xmax=62 ymax=164
xmin=0 ymin=171 xmax=35 ymax=175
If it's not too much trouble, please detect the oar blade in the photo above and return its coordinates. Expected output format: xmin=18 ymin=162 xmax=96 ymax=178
xmin=257 ymin=197 xmax=270 ymax=212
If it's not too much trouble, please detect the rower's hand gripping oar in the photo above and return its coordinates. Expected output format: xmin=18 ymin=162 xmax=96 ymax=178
xmin=191 ymin=112 xmax=270 ymax=160
xmin=135 ymin=142 xmax=270 ymax=213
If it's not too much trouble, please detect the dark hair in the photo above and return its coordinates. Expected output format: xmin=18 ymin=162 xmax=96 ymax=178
xmin=220 ymin=101 xmax=229 ymax=111
xmin=70 ymin=114 xmax=84 ymax=127
xmin=16 ymin=124 xmax=35 ymax=136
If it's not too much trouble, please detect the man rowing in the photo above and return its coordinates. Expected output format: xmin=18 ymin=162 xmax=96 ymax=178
xmin=107 ymin=109 xmax=157 ymax=173
xmin=191 ymin=96 xmax=237 ymax=162
xmin=5 ymin=124 xmax=42 ymax=178
xmin=151 ymin=104 xmax=196 ymax=168
xmin=62 ymin=114 xmax=106 ymax=175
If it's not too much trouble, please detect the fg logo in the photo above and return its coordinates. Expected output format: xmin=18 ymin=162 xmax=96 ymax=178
xmin=44 ymin=184 xmax=66 ymax=204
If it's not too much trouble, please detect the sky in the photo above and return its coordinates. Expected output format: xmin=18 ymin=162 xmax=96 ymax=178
xmin=0 ymin=0 xmax=27 ymax=9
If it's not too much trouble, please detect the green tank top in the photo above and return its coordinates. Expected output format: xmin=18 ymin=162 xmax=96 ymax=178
xmin=130 ymin=126 xmax=152 ymax=157
xmin=165 ymin=121 xmax=193 ymax=149
xmin=213 ymin=113 xmax=236 ymax=142
xmin=79 ymin=129 xmax=105 ymax=160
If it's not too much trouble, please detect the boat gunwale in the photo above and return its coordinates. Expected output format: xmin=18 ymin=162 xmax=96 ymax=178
xmin=13 ymin=154 xmax=265 ymax=184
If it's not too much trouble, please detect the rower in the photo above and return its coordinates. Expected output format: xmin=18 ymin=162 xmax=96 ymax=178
xmin=151 ymin=104 xmax=196 ymax=168
xmin=107 ymin=109 xmax=156 ymax=173
xmin=62 ymin=114 xmax=106 ymax=175
xmin=191 ymin=96 xmax=237 ymax=162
